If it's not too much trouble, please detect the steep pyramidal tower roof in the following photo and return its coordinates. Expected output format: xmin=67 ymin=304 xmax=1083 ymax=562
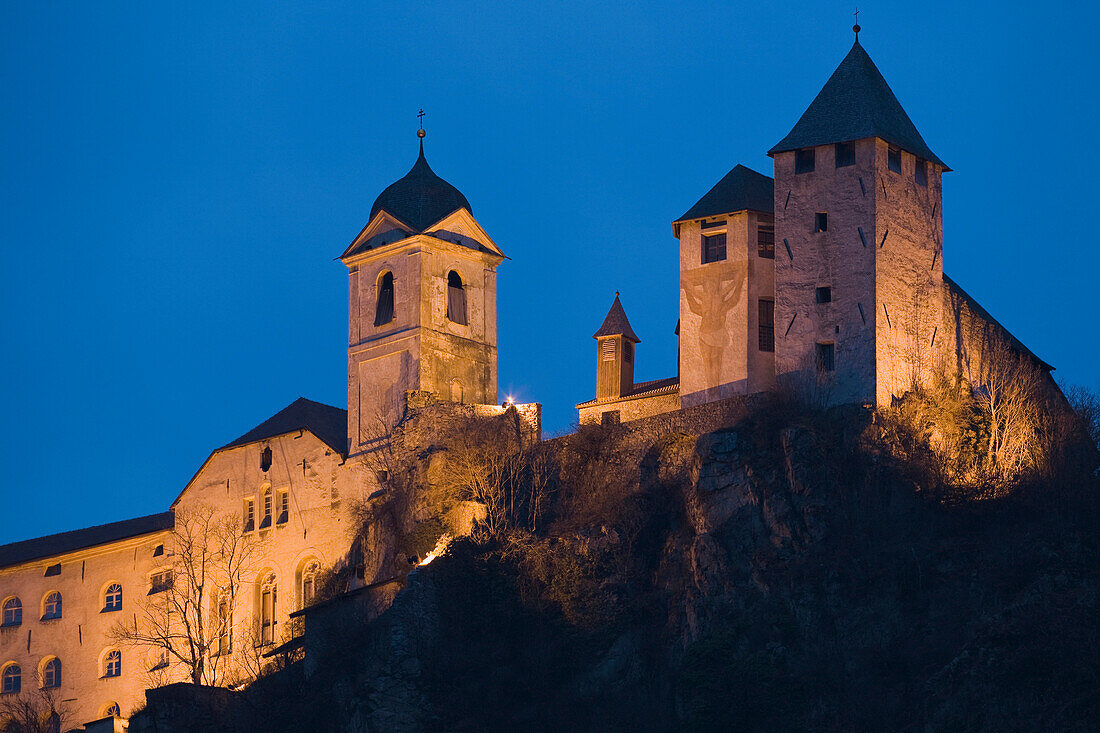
xmin=370 ymin=139 xmax=473 ymax=231
xmin=593 ymin=293 xmax=641 ymax=343
xmin=676 ymin=164 xmax=775 ymax=223
xmin=769 ymin=39 xmax=947 ymax=169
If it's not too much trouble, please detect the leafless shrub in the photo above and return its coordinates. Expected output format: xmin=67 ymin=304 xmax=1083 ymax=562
xmin=0 ymin=687 xmax=68 ymax=733
xmin=110 ymin=505 xmax=258 ymax=686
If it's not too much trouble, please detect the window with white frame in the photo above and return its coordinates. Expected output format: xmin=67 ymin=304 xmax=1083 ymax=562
xmin=102 ymin=650 xmax=121 ymax=678
xmin=2 ymin=597 xmax=22 ymax=627
xmin=103 ymin=584 xmax=122 ymax=612
xmin=42 ymin=592 xmax=61 ymax=620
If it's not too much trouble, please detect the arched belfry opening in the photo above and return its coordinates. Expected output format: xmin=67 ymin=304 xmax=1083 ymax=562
xmin=446 ymin=270 xmax=467 ymax=325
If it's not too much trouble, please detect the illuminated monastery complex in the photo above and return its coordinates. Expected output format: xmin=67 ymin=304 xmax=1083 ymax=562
xmin=0 ymin=30 xmax=1051 ymax=729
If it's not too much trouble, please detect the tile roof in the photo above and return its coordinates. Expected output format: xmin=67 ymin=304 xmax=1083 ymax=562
xmin=0 ymin=512 xmax=174 ymax=569
xmin=676 ymin=164 xmax=775 ymax=222
xmin=219 ymin=397 xmax=348 ymax=456
xmin=769 ymin=40 xmax=947 ymax=169
xmin=593 ymin=294 xmax=641 ymax=343
xmin=576 ymin=376 xmax=680 ymax=408
xmin=369 ymin=140 xmax=472 ymax=232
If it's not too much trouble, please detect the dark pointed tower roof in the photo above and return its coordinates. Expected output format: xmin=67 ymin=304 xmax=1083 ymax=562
xmin=370 ymin=139 xmax=472 ymax=231
xmin=675 ymin=164 xmax=775 ymax=222
xmin=769 ymin=39 xmax=947 ymax=169
xmin=593 ymin=293 xmax=640 ymax=343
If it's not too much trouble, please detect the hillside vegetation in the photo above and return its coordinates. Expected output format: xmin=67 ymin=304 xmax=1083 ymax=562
xmin=133 ymin=390 xmax=1100 ymax=732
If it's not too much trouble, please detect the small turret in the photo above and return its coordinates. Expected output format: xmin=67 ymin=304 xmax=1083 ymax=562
xmin=593 ymin=293 xmax=640 ymax=401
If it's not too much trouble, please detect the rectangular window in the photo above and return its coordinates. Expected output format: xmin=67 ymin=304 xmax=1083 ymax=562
xmin=149 ymin=570 xmax=172 ymax=594
xmin=795 ymin=147 xmax=815 ymax=173
xmin=815 ymin=286 xmax=832 ymax=304
xmin=758 ymin=299 xmax=774 ymax=352
xmin=835 ymin=141 xmax=856 ymax=167
xmin=601 ymin=410 xmax=621 ymax=426
xmin=914 ymin=158 xmax=927 ymax=186
xmin=243 ymin=499 xmax=255 ymax=533
xmin=276 ymin=490 xmax=289 ymax=525
xmin=815 ymin=342 xmax=835 ymax=373
xmin=44 ymin=563 xmax=61 ymax=577
xmin=888 ymin=146 xmax=902 ymax=173
xmin=600 ymin=339 xmax=616 ymax=361
xmin=814 ymin=213 xmax=828 ymax=232
xmin=700 ymin=219 xmax=726 ymax=230
xmin=757 ymin=224 xmax=775 ymax=259
xmin=701 ymin=232 xmax=727 ymax=263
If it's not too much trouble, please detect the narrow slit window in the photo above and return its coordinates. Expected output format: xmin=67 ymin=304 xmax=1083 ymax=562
xmin=814 ymin=213 xmax=828 ymax=232
xmin=446 ymin=271 xmax=468 ymax=325
xmin=374 ymin=271 xmax=395 ymax=326
xmin=701 ymin=233 xmax=726 ymax=263
xmin=795 ymin=147 xmax=815 ymax=173
xmin=757 ymin=225 xmax=775 ymax=259
xmin=815 ymin=343 xmax=835 ymax=373
xmin=758 ymin=299 xmax=774 ymax=352
xmin=835 ymin=141 xmax=855 ymax=167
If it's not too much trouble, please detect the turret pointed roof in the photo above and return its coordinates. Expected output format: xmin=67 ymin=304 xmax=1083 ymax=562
xmin=593 ymin=293 xmax=640 ymax=343
xmin=675 ymin=164 xmax=774 ymax=223
xmin=370 ymin=139 xmax=473 ymax=232
xmin=769 ymin=39 xmax=947 ymax=169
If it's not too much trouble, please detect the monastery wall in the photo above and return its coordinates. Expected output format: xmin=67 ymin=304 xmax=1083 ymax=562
xmin=1 ymin=526 xmax=172 ymax=725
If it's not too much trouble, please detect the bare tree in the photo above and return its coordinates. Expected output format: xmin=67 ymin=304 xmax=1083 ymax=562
xmin=110 ymin=505 xmax=258 ymax=686
xmin=0 ymin=687 xmax=68 ymax=733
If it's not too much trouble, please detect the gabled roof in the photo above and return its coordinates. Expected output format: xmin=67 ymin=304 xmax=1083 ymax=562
xmin=369 ymin=139 xmax=472 ymax=233
xmin=675 ymin=164 xmax=774 ymax=223
xmin=769 ymin=39 xmax=947 ymax=169
xmin=219 ymin=397 xmax=348 ymax=456
xmin=0 ymin=512 xmax=174 ymax=569
xmin=593 ymin=294 xmax=640 ymax=343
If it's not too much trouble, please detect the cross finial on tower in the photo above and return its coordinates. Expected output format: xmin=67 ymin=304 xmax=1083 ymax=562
xmin=417 ymin=109 xmax=426 ymax=139
xmin=853 ymin=9 xmax=861 ymax=38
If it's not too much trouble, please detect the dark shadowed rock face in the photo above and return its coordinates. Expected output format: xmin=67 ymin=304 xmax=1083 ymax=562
xmin=130 ymin=401 xmax=1100 ymax=732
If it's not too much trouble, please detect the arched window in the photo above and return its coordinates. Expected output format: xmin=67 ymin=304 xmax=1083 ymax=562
xmin=446 ymin=270 xmax=467 ymax=325
xmin=2 ymin=663 xmax=21 ymax=694
xmin=375 ymin=271 xmax=395 ymax=326
xmin=41 ymin=657 xmax=61 ymax=689
xmin=103 ymin=583 xmax=122 ymax=612
xmin=259 ymin=574 xmax=277 ymax=645
xmin=42 ymin=592 xmax=62 ymax=620
xmin=260 ymin=486 xmax=273 ymax=530
xmin=102 ymin=649 xmax=121 ymax=678
xmin=300 ymin=560 xmax=320 ymax=609
xmin=102 ymin=702 xmax=121 ymax=718
xmin=1 ymin=597 xmax=21 ymax=627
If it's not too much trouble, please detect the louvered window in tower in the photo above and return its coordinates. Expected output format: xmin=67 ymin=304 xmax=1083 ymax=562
xmin=601 ymin=340 xmax=616 ymax=361
xmin=375 ymin=272 xmax=395 ymax=326
xmin=446 ymin=271 xmax=467 ymax=325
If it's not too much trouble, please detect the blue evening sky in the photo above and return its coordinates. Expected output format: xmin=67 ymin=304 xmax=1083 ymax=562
xmin=2 ymin=1 xmax=1097 ymax=543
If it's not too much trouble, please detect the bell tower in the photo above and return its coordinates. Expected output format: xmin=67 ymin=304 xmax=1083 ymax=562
xmin=340 ymin=128 xmax=505 ymax=454
xmin=769 ymin=29 xmax=947 ymax=405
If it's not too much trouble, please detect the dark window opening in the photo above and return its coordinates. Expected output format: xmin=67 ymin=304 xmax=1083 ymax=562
xmin=888 ymin=146 xmax=902 ymax=173
xmin=374 ymin=271 xmax=395 ymax=326
xmin=835 ymin=141 xmax=856 ymax=167
xmin=446 ymin=271 xmax=468 ymax=325
xmin=814 ymin=213 xmax=828 ymax=232
xmin=44 ymin=564 xmax=61 ymax=577
xmin=816 ymin=287 xmax=832 ymax=304
xmin=260 ymin=446 xmax=272 ymax=473
xmin=815 ymin=343 xmax=835 ymax=373
xmin=758 ymin=299 xmax=774 ymax=352
xmin=914 ymin=158 xmax=927 ymax=186
xmin=702 ymin=233 xmax=726 ymax=263
xmin=622 ymin=340 xmax=634 ymax=364
xmin=148 ymin=570 xmax=172 ymax=595
xmin=700 ymin=219 xmax=726 ymax=230
xmin=795 ymin=147 xmax=815 ymax=173
xmin=153 ymin=544 xmax=164 ymax=557
xmin=757 ymin=225 xmax=775 ymax=259
xmin=601 ymin=410 xmax=621 ymax=426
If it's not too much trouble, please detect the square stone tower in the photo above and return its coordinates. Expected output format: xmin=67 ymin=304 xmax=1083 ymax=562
xmin=340 ymin=137 xmax=505 ymax=454
xmin=673 ymin=165 xmax=776 ymax=406
xmin=769 ymin=36 xmax=947 ymax=406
